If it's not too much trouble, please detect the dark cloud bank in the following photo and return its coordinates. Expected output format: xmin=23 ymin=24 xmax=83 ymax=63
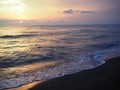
xmin=63 ymin=9 xmax=95 ymax=14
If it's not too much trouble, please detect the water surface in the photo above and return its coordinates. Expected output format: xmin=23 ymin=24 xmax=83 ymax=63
xmin=0 ymin=25 xmax=120 ymax=89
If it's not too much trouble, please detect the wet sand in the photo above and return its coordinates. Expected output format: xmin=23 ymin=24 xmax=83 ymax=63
xmin=9 ymin=57 xmax=120 ymax=90
xmin=8 ymin=81 xmax=44 ymax=90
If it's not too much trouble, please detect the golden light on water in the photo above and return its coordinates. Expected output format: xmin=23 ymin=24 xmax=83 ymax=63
xmin=8 ymin=81 xmax=44 ymax=90
xmin=5 ymin=61 xmax=58 ymax=74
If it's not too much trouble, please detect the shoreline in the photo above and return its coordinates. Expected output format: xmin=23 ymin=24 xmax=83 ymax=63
xmin=8 ymin=81 xmax=44 ymax=90
xmin=8 ymin=56 xmax=120 ymax=90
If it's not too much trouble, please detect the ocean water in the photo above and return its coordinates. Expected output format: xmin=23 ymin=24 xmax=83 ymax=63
xmin=0 ymin=25 xmax=120 ymax=89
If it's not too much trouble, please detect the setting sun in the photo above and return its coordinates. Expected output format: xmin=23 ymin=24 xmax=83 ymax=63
xmin=20 ymin=20 xmax=23 ymax=23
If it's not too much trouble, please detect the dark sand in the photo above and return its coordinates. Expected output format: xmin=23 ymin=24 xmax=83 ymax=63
xmin=9 ymin=57 xmax=120 ymax=90
xmin=29 ymin=57 xmax=120 ymax=90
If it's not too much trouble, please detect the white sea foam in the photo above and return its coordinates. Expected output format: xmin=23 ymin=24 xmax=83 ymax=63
xmin=0 ymin=48 xmax=120 ymax=89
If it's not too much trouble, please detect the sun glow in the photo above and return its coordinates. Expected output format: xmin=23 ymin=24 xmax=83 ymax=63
xmin=0 ymin=0 xmax=26 ymax=19
xmin=20 ymin=20 xmax=23 ymax=23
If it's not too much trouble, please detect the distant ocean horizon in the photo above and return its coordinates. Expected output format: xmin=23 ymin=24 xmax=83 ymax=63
xmin=0 ymin=25 xmax=120 ymax=89
xmin=0 ymin=24 xmax=120 ymax=26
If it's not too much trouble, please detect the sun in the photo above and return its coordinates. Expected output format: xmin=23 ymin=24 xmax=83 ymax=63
xmin=20 ymin=20 xmax=24 ymax=23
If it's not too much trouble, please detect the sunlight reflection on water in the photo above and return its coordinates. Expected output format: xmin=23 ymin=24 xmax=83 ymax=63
xmin=0 ymin=25 xmax=120 ymax=89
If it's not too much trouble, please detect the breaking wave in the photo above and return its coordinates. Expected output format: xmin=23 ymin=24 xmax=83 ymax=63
xmin=0 ymin=49 xmax=120 ymax=89
xmin=0 ymin=34 xmax=37 ymax=39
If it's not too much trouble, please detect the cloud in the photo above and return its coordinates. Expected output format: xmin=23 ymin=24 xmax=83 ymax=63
xmin=80 ymin=11 xmax=95 ymax=13
xmin=63 ymin=9 xmax=75 ymax=14
xmin=63 ymin=9 xmax=95 ymax=14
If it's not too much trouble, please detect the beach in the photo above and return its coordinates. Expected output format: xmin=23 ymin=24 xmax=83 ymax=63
xmin=8 ymin=57 xmax=120 ymax=90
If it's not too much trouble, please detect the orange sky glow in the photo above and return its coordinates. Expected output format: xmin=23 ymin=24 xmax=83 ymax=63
xmin=0 ymin=0 xmax=120 ymax=25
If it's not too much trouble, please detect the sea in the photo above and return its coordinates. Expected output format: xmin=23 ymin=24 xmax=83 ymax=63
xmin=0 ymin=25 xmax=120 ymax=89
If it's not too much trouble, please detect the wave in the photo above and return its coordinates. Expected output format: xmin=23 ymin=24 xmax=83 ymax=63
xmin=89 ymin=41 xmax=120 ymax=49
xmin=0 ymin=34 xmax=37 ymax=39
xmin=0 ymin=48 xmax=120 ymax=89
xmin=102 ymin=41 xmax=120 ymax=48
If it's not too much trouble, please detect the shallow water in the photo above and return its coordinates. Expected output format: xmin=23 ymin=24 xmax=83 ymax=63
xmin=0 ymin=25 xmax=120 ymax=89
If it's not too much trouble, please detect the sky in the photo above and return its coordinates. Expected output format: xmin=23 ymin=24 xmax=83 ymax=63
xmin=0 ymin=0 xmax=120 ymax=25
